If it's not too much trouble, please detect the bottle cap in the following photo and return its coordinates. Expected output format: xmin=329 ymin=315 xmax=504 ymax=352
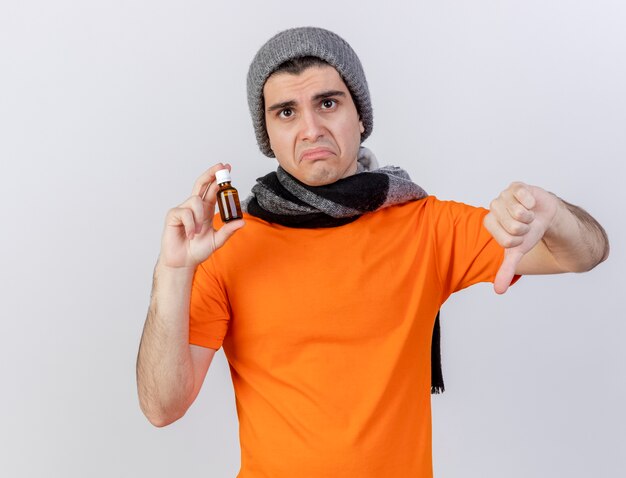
xmin=215 ymin=169 xmax=232 ymax=185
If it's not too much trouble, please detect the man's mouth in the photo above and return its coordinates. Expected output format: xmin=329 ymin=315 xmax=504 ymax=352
xmin=299 ymin=147 xmax=334 ymax=162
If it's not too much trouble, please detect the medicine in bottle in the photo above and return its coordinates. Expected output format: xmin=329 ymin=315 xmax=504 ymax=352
xmin=215 ymin=169 xmax=243 ymax=222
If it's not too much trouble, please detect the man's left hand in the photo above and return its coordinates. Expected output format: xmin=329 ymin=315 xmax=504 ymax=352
xmin=483 ymin=182 xmax=559 ymax=294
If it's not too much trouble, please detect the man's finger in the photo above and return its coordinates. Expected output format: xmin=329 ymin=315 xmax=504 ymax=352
xmin=213 ymin=219 xmax=246 ymax=250
xmin=512 ymin=183 xmax=536 ymax=210
xmin=192 ymin=163 xmax=231 ymax=197
xmin=201 ymin=180 xmax=221 ymax=207
xmin=494 ymin=249 xmax=523 ymax=294
xmin=483 ymin=212 xmax=525 ymax=248
xmin=167 ymin=207 xmax=197 ymax=241
xmin=505 ymin=201 xmax=535 ymax=225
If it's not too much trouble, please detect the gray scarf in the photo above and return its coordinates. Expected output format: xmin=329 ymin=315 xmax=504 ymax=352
xmin=243 ymin=147 xmax=428 ymax=228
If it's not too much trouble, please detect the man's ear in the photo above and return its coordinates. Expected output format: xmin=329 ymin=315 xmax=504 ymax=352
xmin=359 ymin=119 xmax=364 ymax=134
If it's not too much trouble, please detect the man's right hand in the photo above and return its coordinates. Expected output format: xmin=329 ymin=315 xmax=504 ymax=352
xmin=137 ymin=163 xmax=245 ymax=427
xmin=159 ymin=163 xmax=245 ymax=269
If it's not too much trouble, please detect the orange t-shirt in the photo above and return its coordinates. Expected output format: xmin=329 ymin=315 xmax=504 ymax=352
xmin=189 ymin=196 xmax=506 ymax=477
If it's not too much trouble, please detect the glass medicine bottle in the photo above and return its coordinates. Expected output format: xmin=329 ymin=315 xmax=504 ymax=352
xmin=215 ymin=169 xmax=243 ymax=222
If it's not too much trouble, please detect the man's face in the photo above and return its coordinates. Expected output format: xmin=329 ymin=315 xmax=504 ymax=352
xmin=263 ymin=65 xmax=365 ymax=186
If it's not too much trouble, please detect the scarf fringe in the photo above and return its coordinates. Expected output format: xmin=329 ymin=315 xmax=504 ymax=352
xmin=431 ymin=313 xmax=445 ymax=394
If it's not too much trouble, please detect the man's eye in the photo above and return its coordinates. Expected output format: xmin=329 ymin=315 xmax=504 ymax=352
xmin=279 ymin=108 xmax=293 ymax=118
xmin=321 ymin=99 xmax=336 ymax=109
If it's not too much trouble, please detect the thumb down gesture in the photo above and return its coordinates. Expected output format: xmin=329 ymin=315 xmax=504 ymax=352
xmin=483 ymin=182 xmax=559 ymax=294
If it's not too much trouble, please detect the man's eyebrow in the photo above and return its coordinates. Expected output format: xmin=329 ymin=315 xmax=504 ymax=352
xmin=312 ymin=90 xmax=346 ymax=102
xmin=266 ymin=90 xmax=347 ymax=113
xmin=267 ymin=100 xmax=296 ymax=113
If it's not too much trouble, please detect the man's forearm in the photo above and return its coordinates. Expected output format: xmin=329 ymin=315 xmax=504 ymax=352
xmin=542 ymin=197 xmax=609 ymax=272
xmin=136 ymin=262 xmax=196 ymax=426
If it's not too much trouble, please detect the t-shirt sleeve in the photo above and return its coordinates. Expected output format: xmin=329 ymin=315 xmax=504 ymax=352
xmin=430 ymin=198 xmax=517 ymax=299
xmin=188 ymin=257 xmax=231 ymax=350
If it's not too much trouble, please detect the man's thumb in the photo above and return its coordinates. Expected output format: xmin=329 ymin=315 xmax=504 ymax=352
xmin=494 ymin=249 xmax=522 ymax=294
xmin=214 ymin=219 xmax=246 ymax=249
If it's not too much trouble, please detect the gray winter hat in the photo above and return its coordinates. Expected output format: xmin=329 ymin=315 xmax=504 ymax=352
xmin=247 ymin=27 xmax=374 ymax=158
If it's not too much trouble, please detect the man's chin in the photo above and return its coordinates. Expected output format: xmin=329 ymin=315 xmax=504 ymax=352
xmin=290 ymin=162 xmax=357 ymax=187
xmin=295 ymin=169 xmax=339 ymax=187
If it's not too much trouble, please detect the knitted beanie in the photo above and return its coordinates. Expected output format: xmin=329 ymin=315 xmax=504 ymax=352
xmin=247 ymin=27 xmax=374 ymax=158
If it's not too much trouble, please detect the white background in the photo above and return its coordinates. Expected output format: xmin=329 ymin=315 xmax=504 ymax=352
xmin=1 ymin=1 xmax=624 ymax=477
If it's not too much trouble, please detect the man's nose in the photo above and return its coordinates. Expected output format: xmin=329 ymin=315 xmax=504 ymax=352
xmin=298 ymin=109 xmax=325 ymax=142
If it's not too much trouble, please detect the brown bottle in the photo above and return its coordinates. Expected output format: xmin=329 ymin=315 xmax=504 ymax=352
xmin=215 ymin=169 xmax=243 ymax=222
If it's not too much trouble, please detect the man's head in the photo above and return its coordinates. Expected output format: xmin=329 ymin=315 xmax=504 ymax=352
xmin=262 ymin=60 xmax=364 ymax=186
xmin=246 ymin=27 xmax=373 ymax=185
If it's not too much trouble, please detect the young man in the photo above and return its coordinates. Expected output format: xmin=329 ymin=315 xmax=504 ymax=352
xmin=136 ymin=27 xmax=608 ymax=476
